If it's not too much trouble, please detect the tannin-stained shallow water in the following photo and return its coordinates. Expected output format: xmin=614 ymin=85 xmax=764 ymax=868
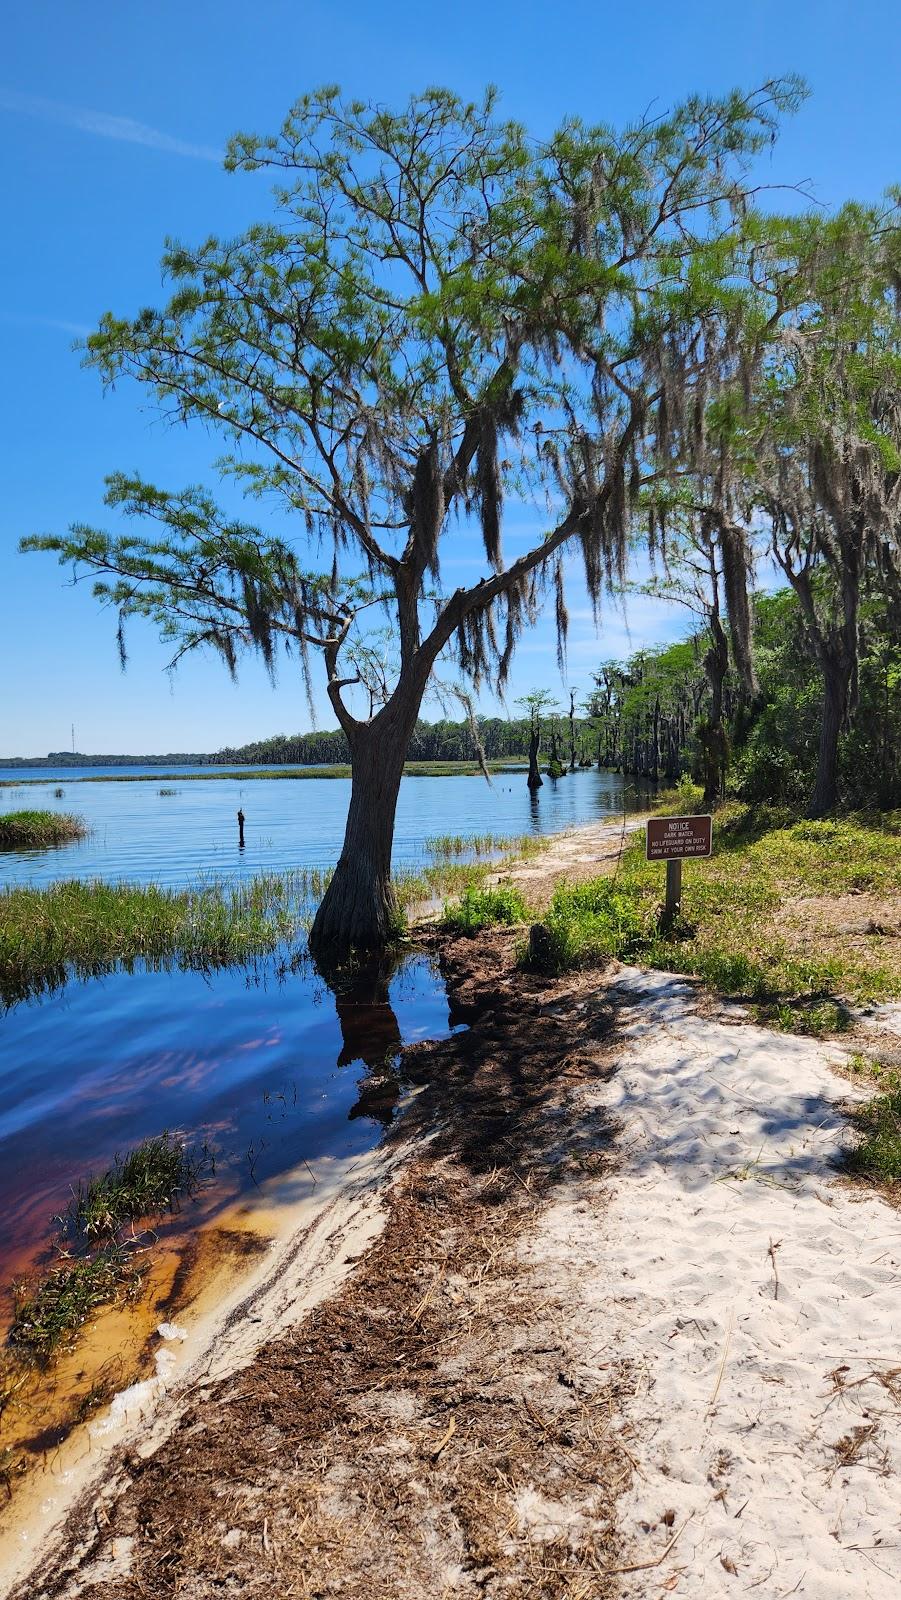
xmin=0 ymin=952 xmax=452 ymax=1307
xmin=0 ymin=768 xmax=645 ymax=1279
xmin=0 ymin=765 xmax=645 ymax=1482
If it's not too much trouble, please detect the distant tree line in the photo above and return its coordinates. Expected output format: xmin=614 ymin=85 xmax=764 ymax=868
xmin=214 ymin=715 xmax=593 ymax=768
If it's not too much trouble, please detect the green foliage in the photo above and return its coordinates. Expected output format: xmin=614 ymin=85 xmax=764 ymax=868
xmin=440 ymin=883 xmax=528 ymax=935
xmin=0 ymin=876 xmax=298 ymax=1007
xmin=520 ymin=806 xmax=901 ymax=1031
xmin=528 ymin=878 xmax=647 ymax=974
xmin=591 ymin=584 xmax=901 ymax=812
xmin=0 ymin=811 xmax=86 ymax=849
xmin=22 ymin=81 xmax=806 ymax=714
xmin=734 ymin=590 xmax=901 ymax=810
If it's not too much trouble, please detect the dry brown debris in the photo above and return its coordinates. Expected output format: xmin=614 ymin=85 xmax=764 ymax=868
xmin=17 ymin=931 xmax=631 ymax=1600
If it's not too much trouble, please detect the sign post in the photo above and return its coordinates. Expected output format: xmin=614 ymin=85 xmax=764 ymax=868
xmin=665 ymin=857 xmax=682 ymax=921
xmin=646 ymin=814 xmax=713 ymax=925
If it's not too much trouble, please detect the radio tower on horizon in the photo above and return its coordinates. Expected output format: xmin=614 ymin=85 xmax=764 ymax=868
xmin=71 ymin=723 xmax=75 ymax=755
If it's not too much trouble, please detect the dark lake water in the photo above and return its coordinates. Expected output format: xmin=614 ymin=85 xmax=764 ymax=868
xmin=0 ymin=765 xmax=633 ymax=887
xmin=0 ymin=767 xmax=642 ymax=1301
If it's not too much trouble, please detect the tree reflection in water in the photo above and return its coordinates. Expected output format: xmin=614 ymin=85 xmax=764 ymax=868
xmin=332 ymin=958 xmax=405 ymax=1126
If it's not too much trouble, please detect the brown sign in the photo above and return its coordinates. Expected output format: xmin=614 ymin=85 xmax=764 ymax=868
xmin=646 ymin=814 xmax=713 ymax=861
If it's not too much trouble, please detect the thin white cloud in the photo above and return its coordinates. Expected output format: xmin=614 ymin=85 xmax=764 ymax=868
xmin=0 ymin=311 xmax=92 ymax=338
xmin=0 ymin=87 xmax=220 ymax=161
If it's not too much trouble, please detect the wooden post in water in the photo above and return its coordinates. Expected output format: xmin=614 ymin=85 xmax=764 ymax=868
xmin=237 ymin=808 xmax=245 ymax=849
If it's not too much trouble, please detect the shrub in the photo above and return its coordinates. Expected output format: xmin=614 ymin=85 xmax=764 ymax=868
xmin=527 ymin=878 xmax=647 ymax=975
xmin=440 ymin=882 xmax=528 ymax=935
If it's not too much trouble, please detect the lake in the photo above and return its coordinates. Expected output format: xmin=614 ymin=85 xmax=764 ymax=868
xmin=0 ymin=767 xmax=642 ymax=1366
xmin=0 ymin=764 xmax=635 ymax=887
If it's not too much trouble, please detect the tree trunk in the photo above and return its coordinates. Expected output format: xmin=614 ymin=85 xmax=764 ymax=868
xmin=808 ymin=658 xmax=850 ymax=818
xmin=309 ymin=707 xmax=413 ymax=967
xmin=701 ymin=615 xmax=730 ymax=806
xmin=569 ymin=693 xmax=577 ymax=772
xmin=527 ymin=725 xmax=543 ymax=790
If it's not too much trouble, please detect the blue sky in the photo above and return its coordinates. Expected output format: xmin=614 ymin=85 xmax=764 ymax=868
xmin=2 ymin=0 xmax=899 ymax=756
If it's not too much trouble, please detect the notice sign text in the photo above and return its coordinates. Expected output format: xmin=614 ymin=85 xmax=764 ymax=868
xmin=646 ymin=814 xmax=713 ymax=861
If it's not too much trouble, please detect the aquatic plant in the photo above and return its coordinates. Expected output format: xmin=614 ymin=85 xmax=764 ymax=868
xmin=7 ymin=1134 xmax=207 ymax=1363
xmin=58 ymin=1133 xmax=206 ymax=1240
xmin=425 ymin=832 xmax=546 ymax=862
xmin=0 ymin=810 xmax=86 ymax=849
xmin=0 ymin=875 xmax=301 ymax=1006
xmin=9 ymin=1246 xmax=139 ymax=1360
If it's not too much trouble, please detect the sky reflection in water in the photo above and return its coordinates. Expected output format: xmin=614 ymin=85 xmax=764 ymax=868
xmin=0 ymin=767 xmax=642 ymax=1283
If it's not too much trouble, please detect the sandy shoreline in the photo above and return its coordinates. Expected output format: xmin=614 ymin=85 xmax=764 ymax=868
xmin=0 ymin=812 xmax=635 ymax=1592
xmin=5 ymin=814 xmax=900 ymax=1597
xmin=0 ymin=1141 xmax=407 ymax=1596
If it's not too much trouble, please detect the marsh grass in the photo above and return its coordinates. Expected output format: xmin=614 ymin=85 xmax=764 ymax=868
xmin=0 ymin=810 xmax=87 ymax=849
xmin=9 ymin=1246 xmax=141 ymax=1360
xmin=398 ymin=833 xmax=549 ymax=919
xmin=6 ymin=1134 xmax=206 ymax=1364
xmin=0 ymin=759 xmax=529 ymax=788
xmin=425 ymin=832 xmax=547 ymax=862
xmin=521 ymin=803 xmax=901 ymax=1033
xmin=57 ymin=1133 xmax=207 ymax=1240
xmin=0 ymin=874 xmax=300 ymax=1006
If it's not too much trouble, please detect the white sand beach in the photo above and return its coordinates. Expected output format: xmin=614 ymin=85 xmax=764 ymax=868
xmin=526 ymin=969 xmax=901 ymax=1597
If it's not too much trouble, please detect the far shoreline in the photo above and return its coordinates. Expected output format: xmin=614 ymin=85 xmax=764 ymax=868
xmin=0 ymin=759 xmax=546 ymax=785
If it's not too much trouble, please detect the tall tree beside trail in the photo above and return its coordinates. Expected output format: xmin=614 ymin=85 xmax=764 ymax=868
xmin=639 ymin=510 xmax=759 ymax=802
xmin=24 ymin=81 xmax=805 ymax=964
xmin=751 ymin=203 xmax=901 ymax=816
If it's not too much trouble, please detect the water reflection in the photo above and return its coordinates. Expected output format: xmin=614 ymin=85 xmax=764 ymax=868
xmin=0 ymin=948 xmax=452 ymax=1297
xmin=332 ymin=957 xmax=410 ymax=1127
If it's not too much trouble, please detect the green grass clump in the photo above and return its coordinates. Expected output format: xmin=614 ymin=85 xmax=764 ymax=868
xmin=58 ymin=1133 xmax=205 ymax=1240
xmin=0 ymin=810 xmax=86 ymax=849
xmin=526 ymin=878 xmax=648 ymax=975
xmin=9 ymin=1247 xmax=137 ymax=1360
xmin=845 ymin=1087 xmax=901 ymax=1184
xmin=6 ymin=1134 xmax=206 ymax=1363
xmin=0 ymin=875 xmax=298 ymax=1006
xmin=440 ymin=883 xmax=529 ymax=935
